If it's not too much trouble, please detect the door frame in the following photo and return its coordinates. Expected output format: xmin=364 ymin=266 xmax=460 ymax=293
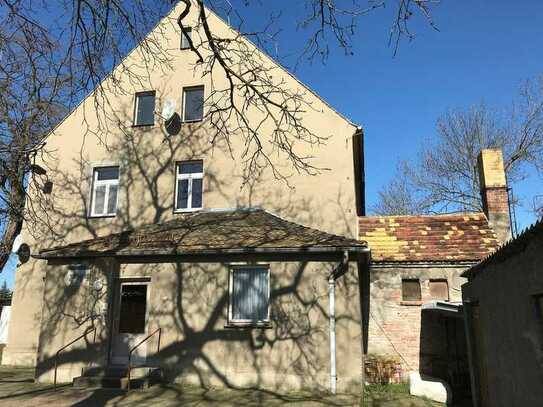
xmin=108 ymin=277 xmax=151 ymax=365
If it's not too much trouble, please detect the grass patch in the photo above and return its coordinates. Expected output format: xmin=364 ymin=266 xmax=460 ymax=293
xmin=362 ymin=384 xmax=444 ymax=407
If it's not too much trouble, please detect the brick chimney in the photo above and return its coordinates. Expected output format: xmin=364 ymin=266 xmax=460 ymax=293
xmin=477 ymin=149 xmax=511 ymax=243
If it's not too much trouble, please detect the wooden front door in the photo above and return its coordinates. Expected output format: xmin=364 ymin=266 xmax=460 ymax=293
xmin=111 ymin=281 xmax=149 ymax=366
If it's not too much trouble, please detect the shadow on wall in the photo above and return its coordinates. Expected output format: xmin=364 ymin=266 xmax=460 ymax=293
xmin=419 ymin=310 xmax=471 ymax=402
xmin=24 ymin=95 xmax=362 ymax=397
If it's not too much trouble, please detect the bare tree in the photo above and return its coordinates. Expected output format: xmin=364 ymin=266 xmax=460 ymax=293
xmin=0 ymin=0 xmax=440 ymax=270
xmin=372 ymin=78 xmax=543 ymax=216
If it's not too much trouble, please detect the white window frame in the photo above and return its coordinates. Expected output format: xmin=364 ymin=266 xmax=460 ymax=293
xmin=228 ymin=265 xmax=271 ymax=326
xmin=180 ymin=27 xmax=192 ymax=50
xmin=90 ymin=166 xmax=120 ymax=217
xmin=182 ymin=86 xmax=204 ymax=123
xmin=133 ymin=91 xmax=156 ymax=126
xmin=174 ymin=160 xmax=203 ymax=212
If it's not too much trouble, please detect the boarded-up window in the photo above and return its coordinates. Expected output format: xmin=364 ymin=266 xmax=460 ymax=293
xmin=430 ymin=279 xmax=449 ymax=301
xmin=402 ymin=279 xmax=421 ymax=301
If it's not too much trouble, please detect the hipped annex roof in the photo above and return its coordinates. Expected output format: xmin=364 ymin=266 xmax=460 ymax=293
xmin=37 ymin=208 xmax=368 ymax=259
xmin=358 ymin=213 xmax=500 ymax=263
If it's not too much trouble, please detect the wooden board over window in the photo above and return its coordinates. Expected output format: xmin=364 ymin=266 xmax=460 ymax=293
xmin=430 ymin=279 xmax=449 ymax=301
xmin=402 ymin=279 xmax=421 ymax=301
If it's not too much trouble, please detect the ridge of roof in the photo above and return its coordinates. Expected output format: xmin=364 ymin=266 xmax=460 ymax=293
xmin=462 ymin=217 xmax=543 ymax=278
xmin=46 ymin=1 xmax=358 ymax=141
xmin=204 ymin=5 xmax=359 ymax=128
xmin=360 ymin=212 xmax=488 ymax=220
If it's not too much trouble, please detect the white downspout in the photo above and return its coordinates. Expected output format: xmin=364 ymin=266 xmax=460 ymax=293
xmin=328 ymin=275 xmax=337 ymax=394
xmin=328 ymin=250 xmax=350 ymax=395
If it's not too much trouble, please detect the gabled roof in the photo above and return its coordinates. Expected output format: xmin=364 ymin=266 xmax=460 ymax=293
xmin=359 ymin=213 xmax=500 ymax=263
xmin=462 ymin=218 xmax=543 ymax=279
xmin=47 ymin=2 xmax=358 ymax=138
xmin=38 ymin=208 xmax=367 ymax=259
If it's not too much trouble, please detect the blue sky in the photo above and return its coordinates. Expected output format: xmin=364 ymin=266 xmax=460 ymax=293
xmin=251 ymin=0 xmax=543 ymax=227
xmin=3 ymin=0 xmax=542 ymax=288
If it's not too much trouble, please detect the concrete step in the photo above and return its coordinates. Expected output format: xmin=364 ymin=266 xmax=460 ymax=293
xmin=74 ymin=366 xmax=163 ymax=389
xmin=81 ymin=366 xmax=159 ymax=378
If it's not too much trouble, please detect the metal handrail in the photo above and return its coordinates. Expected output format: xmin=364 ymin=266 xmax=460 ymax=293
xmin=54 ymin=326 xmax=97 ymax=391
xmin=127 ymin=327 xmax=161 ymax=390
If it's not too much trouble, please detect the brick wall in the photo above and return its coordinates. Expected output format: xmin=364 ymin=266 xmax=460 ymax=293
xmin=367 ymin=263 xmax=469 ymax=379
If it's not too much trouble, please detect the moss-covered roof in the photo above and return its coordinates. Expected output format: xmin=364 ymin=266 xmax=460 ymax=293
xmin=38 ymin=208 xmax=367 ymax=259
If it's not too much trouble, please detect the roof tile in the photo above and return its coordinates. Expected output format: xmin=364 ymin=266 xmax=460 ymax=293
xmin=359 ymin=213 xmax=500 ymax=262
xmin=39 ymin=208 xmax=367 ymax=259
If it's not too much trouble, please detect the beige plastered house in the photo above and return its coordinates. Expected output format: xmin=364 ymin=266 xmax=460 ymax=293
xmin=4 ymin=1 xmax=369 ymax=395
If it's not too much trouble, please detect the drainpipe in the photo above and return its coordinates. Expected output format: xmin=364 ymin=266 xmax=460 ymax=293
xmin=328 ymin=250 xmax=349 ymax=395
xmin=328 ymin=274 xmax=337 ymax=394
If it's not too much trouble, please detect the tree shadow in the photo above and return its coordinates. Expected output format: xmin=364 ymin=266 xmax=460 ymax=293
xmin=15 ymin=94 xmax=365 ymax=401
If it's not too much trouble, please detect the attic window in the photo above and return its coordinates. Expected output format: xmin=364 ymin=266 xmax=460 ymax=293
xmin=182 ymin=86 xmax=204 ymax=122
xmin=134 ymin=91 xmax=155 ymax=126
xmin=429 ymin=279 xmax=449 ymax=301
xmin=180 ymin=27 xmax=192 ymax=50
xmin=402 ymin=279 xmax=421 ymax=301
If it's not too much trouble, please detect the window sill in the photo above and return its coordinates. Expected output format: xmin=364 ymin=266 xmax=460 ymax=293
xmin=132 ymin=123 xmax=155 ymax=128
xmin=182 ymin=119 xmax=203 ymax=124
xmin=224 ymin=322 xmax=272 ymax=329
xmin=400 ymin=300 xmax=423 ymax=306
xmin=173 ymin=208 xmax=202 ymax=214
xmin=88 ymin=214 xmax=117 ymax=219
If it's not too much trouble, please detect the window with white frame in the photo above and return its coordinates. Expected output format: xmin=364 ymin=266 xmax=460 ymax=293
xmin=175 ymin=160 xmax=203 ymax=211
xmin=134 ymin=91 xmax=155 ymax=126
xmin=182 ymin=86 xmax=204 ymax=122
xmin=90 ymin=166 xmax=119 ymax=217
xmin=229 ymin=266 xmax=270 ymax=324
xmin=180 ymin=27 xmax=192 ymax=49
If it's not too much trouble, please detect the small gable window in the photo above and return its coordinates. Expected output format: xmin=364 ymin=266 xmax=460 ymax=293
xmin=175 ymin=160 xmax=203 ymax=211
xmin=90 ymin=166 xmax=119 ymax=217
xmin=429 ymin=279 xmax=449 ymax=301
xmin=134 ymin=91 xmax=155 ymax=126
xmin=182 ymin=86 xmax=204 ymax=122
xmin=229 ymin=266 xmax=270 ymax=324
xmin=402 ymin=279 xmax=421 ymax=301
xmin=180 ymin=27 xmax=192 ymax=50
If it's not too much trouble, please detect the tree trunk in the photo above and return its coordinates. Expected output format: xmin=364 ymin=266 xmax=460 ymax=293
xmin=0 ymin=217 xmax=23 ymax=271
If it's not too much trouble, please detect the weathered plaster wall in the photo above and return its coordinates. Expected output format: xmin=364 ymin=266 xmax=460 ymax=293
xmin=462 ymin=233 xmax=543 ymax=407
xmin=368 ymin=263 xmax=469 ymax=375
xmin=34 ymin=259 xmax=364 ymax=393
xmin=5 ymin=1 xmax=359 ymax=368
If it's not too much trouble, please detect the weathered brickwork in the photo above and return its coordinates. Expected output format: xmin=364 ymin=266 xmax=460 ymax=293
xmin=482 ymin=188 xmax=509 ymax=214
xmin=477 ymin=149 xmax=511 ymax=243
xmin=367 ymin=264 xmax=468 ymax=376
xmin=360 ymin=149 xmax=511 ymax=384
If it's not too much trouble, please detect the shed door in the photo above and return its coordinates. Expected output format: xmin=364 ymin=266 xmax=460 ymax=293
xmin=111 ymin=282 xmax=149 ymax=365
